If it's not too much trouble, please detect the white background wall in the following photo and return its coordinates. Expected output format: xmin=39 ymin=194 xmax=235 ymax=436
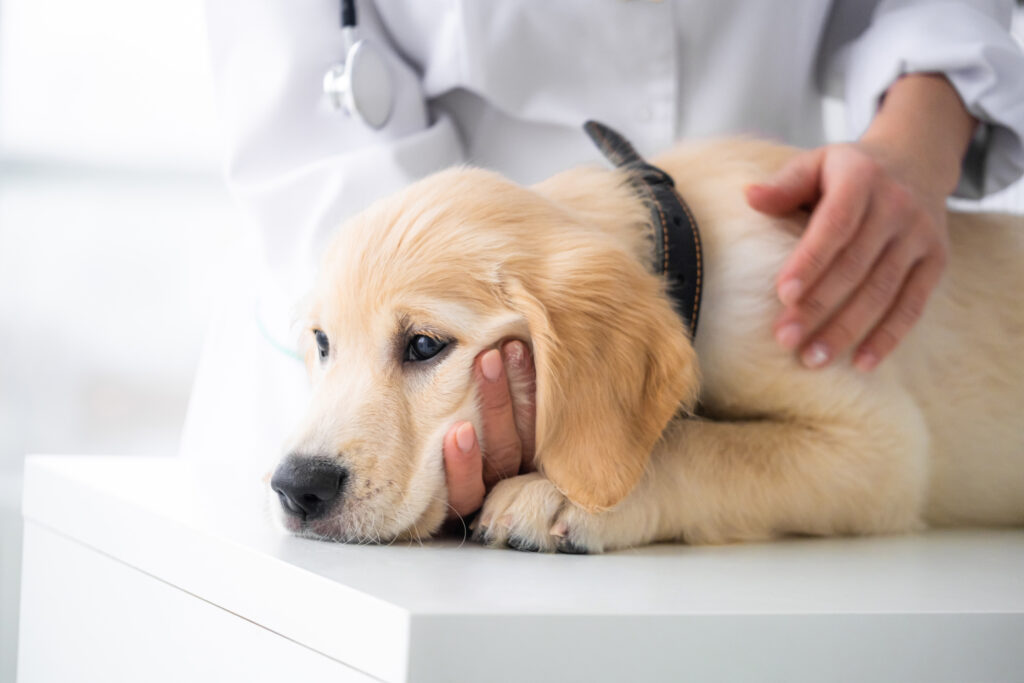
xmin=0 ymin=2 xmax=242 ymax=680
xmin=0 ymin=0 xmax=221 ymax=168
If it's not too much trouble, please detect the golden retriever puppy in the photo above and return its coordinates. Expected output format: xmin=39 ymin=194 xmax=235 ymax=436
xmin=269 ymin=135 xmax=1024 ymax=552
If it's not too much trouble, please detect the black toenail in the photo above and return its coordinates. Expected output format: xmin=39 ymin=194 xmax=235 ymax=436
xmin=507 ymin=535 xmax=540 ymax=552
xmin=557 ymin=539 xmax=589 ymax=554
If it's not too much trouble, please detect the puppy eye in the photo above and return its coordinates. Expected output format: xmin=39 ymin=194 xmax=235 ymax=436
xmin=405 ymin=334 xmax=447 ymax=362
xmin=314 ymin=329 xmax=330 ymax=360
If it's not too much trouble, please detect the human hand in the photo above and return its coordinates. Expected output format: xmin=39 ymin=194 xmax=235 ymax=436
xmin=442 ymin=341 xmax=536 ymax=519
xmin=746 ymin=74 xmax=975 ymax=372
xmin=746 ymin=141 xmax=950 ymax=372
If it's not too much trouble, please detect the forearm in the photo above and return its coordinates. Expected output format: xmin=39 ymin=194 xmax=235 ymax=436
xmin=859 ymin=74 xmax=977 ymax=196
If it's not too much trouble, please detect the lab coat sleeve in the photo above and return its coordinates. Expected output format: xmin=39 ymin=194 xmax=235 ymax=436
xmin=205 ymin=0 xmax=464 ymax=295
xmin=829 ymin=0 xmax=1024 ymax=198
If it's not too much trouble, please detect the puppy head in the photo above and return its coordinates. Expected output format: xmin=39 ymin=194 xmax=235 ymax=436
xmin=270 ymin=166 xmax=698 ymax=542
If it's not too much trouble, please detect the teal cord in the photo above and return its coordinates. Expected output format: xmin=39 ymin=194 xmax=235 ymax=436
xmin=254 ymin=307 xmax=304 ymax=363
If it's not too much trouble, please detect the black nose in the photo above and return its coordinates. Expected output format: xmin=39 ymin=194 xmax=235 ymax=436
xmin=270 ymin=456 xmax=348 ymax=521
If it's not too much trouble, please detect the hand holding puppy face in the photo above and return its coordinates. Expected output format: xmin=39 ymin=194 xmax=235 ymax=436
xmin=443 ymin=341 xmax=537 ymax=519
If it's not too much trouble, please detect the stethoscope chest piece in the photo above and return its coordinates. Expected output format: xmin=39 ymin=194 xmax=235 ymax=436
xmin=323 ymin=38 xmax=393 ymax=129
xmin=322 ymin=2 xmax=394 ymax=130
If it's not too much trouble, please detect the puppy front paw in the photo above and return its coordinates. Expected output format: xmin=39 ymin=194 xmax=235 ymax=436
xmin=473 ymin=473 xmax=607 ymax=554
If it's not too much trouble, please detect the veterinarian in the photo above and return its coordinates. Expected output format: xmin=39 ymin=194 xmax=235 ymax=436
xmin=187 ymin=1 xmax=1024 ymax=519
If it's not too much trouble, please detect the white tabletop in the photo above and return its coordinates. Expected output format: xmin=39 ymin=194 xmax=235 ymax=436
xmin=22 ymin=455 xmax=1024 ymax=682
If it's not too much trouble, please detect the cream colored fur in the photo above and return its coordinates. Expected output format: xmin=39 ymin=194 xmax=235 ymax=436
xmin=275 ymin=137 xmax=1024 ymax=552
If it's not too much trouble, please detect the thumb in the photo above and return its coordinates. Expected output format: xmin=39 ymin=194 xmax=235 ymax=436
xmin=746 ymin=147 xmax=825 ymax=216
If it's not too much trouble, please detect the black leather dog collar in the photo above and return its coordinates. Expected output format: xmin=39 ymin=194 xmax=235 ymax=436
xmin=583 ymin=120 xmax=704 ymax=338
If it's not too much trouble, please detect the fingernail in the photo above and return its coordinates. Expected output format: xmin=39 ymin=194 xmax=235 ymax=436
xmin=775 ymin=323 xmax=803 ymax=350
xmin=549 ymin=520 xmax=569 ymax=537
xmin=481 ymin=349 xmax=503 ymax=382
xmin=802 ymin=342 xmax=830 ymax=369
xmin=456 ymin=422 xmax=476 ymax=453
xmin=779 ymin=279 xmax=803 ymax=306
xmin=502 ymin=341 xmax=526 ymax=369
xmin=854 ymin=352 xmax=878 ymax=373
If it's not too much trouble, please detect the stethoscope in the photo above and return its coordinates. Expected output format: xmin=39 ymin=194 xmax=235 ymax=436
xmin=322 ymin=0 xmax=394 ymax=129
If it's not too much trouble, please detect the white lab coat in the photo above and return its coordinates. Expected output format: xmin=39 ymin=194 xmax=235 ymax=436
xmin=182 ymin=0 xmax=1024 ymax=467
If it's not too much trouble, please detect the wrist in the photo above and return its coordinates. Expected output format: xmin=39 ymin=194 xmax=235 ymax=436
xmin=859 ymin=73 xmax=977 ymax=196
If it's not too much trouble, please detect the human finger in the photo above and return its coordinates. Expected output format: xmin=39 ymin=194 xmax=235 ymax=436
xmin=442 ymin=422 xmax=486 ymax=519
xmin=745 ymin=148 xmax=825 ymax=215
xmin=501 ymin=340 xmax=537 ymax=471
xmin=776 ymin=153 xmax=874 ymax=306
xmin=474 ymin=348 xmax=522 ymax=487
xmin=852 ymin=249 xmax=946 ymax=372
xmin=773 ymin=199 xmax=894 ymax=351
xmin=796 ymin=231 xmax=923 ymax=368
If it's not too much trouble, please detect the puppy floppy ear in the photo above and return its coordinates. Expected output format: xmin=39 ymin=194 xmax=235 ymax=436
xmin=505 ymin=241 xmax=699 ymax=511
